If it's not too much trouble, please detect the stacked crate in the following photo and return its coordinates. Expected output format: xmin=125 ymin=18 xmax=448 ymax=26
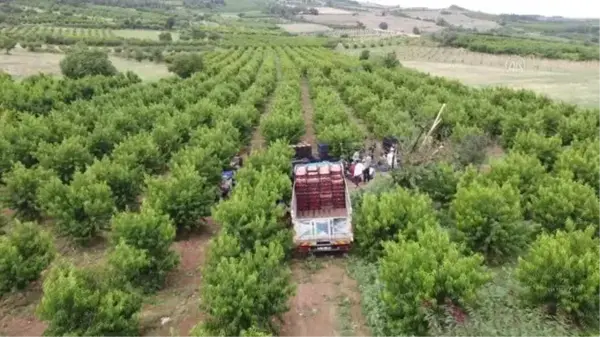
xmin=330 ymin=163 xmax=346 ymax=209
xmin=294 ymin=166 xmax=309 ymax=212
xmin=307 ymin=165 xmax=320 ymax=210
xmin=319 ymin=165 xmax=333 ymax=209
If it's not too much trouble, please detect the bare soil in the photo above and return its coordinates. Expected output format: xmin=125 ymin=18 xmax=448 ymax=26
xmin=0 ymin=217 xmax=216 ymax=337
xmin=281 ymin=257 xmax=370 ymax=336
xmin=140 ymin=220 xmax=217 ymax=336
xmin=250 ymin=55 xmax=281 ymax=154
xmin=300 ymin=77 xmax=318 ymax=156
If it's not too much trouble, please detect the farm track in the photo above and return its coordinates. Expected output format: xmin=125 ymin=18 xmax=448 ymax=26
xmin=300 ymin=77 xmax=318 ymax=156
xmin=281 ymin=257 xmax=371 ymax=336
xmin=250 ymin=54 xmax=281 ymax=154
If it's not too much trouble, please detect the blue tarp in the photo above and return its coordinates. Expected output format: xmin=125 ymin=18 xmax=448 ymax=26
xmin=222 ymin=171 xmax=234 ymax=180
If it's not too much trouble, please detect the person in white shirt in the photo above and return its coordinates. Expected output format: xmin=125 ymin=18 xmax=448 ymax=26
xmin=353 ymin=161 xmax=364 ymax=186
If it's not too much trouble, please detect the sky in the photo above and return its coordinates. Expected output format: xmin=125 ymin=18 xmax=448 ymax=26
xmin=360 ymin=0 xmax=599 ymax=18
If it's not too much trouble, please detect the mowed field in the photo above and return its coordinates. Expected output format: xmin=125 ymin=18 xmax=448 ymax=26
xmin=300 ymin=12 xmax=442 ymax=33
xmin=0 ymin=48 xmax=171 ymax=81
xmin=344 ymin=46 xmax=600 ymax=106
xmin=278 ymin=23 xmax=332 ymax=34
xmin=401 ymin=9 xmax=500 ymax=30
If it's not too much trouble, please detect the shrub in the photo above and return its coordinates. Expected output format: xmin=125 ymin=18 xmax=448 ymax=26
xmin=379 ymin=226 xmax=490 ymax=335
xmin=60 ymin=47 xmax=117 ymax=79
xmin=144 ymin=163 xmax=217 ymax=231
xmin=379 ymin=22 xmax=388 ymax=30
xmin=527 ymin=174 xmax=599 ymax=232
xmin=354 ymin=187 xmax=438 ymax=260
xmin=37 ymin=171 xmax=115 ymax=244
xmin=412 ymin=26 xmax=420 ymax=34
xmin=199 ymin=241 xmax=294 ymax=335
xmin=1 ymin=163 xmax=56 ymax=220
xmin=0 ymin=221 xmax=55 ymax=295
xmin=391 ymin=161 xmax=459 ymax=208
xmin=516 ymin=226 xmax=599 ymax=326
xmin=37 ymin=262 xmax=142 ymax=336
xmin=167 ymin=53 xmax=204 ymax=78
xmin=359 ymin=49 xmax=370 ymax=60
xmin=109 ymin=207 xmax=178 ymax=292
xmin=450 ymin=182 xmax=536 ymax=263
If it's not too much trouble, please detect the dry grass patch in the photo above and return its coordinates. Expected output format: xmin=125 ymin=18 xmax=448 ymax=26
xmin=278 ymin=23 xmax=332 ymax=34
xmin=342 ymin=46 xmax=599 ymax=107
xmin=0 ymin=48 xmax=171 ymax=81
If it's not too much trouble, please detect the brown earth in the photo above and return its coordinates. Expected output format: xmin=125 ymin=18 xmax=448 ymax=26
xmin=281 ymin=257 xmax=371 ymax=336
xmin=140 ymin=220 xmax=218 ymax=336
xmin=0 ymin=215 xmax=216 ymax=337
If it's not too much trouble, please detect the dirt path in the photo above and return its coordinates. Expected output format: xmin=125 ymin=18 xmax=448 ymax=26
xmin=249 ymin=55 xmax=281 ymax=154
xmin=281 ymin=257 xmax=371 ymax=337
xmin=300 ymin=77 xmax=318 ymax=156
xmin=140 ymin=220 xmax=218 ymax=336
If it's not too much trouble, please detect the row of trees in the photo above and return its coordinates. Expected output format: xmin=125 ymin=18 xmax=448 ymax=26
xmin=292 ymin=47 xmax=364 ymax=158
xmin=194 ymin=142 xmax=295 ymax=336
xmin=302 ymin=46 xmax=599 ymax=335
xmin=433 ymin=32 xmax=600 ymax=61
xmin=260 ymin=48 xmax=305 ymax=145
xmin=0 ymin=70 xmax=141 ymax=115
xmin=1 ymin=46 xmax=282 ymax=334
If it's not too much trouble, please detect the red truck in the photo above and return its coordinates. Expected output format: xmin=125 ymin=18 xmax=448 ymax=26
xmin=290 ymin=161 xmax=353 ymax=253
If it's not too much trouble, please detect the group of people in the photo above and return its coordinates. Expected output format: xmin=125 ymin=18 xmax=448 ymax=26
xmin=346 ymin=145 xmax=400 ymax=187
xmin=348 ymin=150 xmax=376 ymax=187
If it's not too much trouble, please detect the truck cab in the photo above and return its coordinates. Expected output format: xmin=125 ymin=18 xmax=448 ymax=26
xmin=290 ymin=161 xmax=353 ymax=253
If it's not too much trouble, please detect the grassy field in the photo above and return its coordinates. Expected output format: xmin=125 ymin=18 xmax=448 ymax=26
xmin=0 ymin=49 xmax=171 ymax=81
xmin=343 ymin=46 xmax=599 ymax=106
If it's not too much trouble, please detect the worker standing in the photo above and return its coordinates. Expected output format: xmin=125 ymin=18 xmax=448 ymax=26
xmin=363 ymin=154 xmax=372 ymax=182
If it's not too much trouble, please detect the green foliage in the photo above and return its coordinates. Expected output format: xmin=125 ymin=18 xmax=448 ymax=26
xmin=243 ymin=140 xmax=293 ymax=176
xmin=109 ymin=207 xmax=178 ymax=292
xmin=112 ymin=132 xmax=164 ymax=175
xmin=0 ymin=35 xmax=17 ymax=54
xmin=554 ymin=139 xmax=599 ymax=192
xmin=60 ymin=48 xmax=118 ymax=79
xmin=37 ymin=262 xmax=142 ymax=336
xmin=200 ymin=241 xmax=294 ymax=336
xmin=516 ymin=226 xmax=600 ymax=326
xmin=167 ymin=53 xmax=204 ymax=78
xmin=379 ymin=226 xmax=490 ymax=335
xmin=382 ymin=51 xmax=399 ymax=68
xmin=158 ymin=31 xmax=172 ymax=42
xmin=359 ymin=49 xmax=370 ymax=60
xmin=189 ymin=121 xmax=241 ymax=169
xmin=450 ymin=181 xmax=535 ymax=264
xmin=1 ymin=163 xmax=56 ymax=220
xmin=144 ymin=163 xmax=217 ymax=231
xmin=485 ymin=152 xmax=547 ymax=207
xmin=527 ymin=174 xmax=599 ymax=232
xmin=38 ymin=171 xmax=115 ymax=244
xmin=427 ymin=268 xmax=575 ymax=336
xmin=213 ymin=170 xmax=291 ymax=252
xmin=354 ymin=187 xmax=438 ymax=260
xmin=36 ymin=136 xmax=94 ymax=183
xmin=0 ymin=221 xmax=55 ymax=295
xmin=511 ymin=130 xmax=562 ymax=170
xmin=437 ymin=32 xmax=599 ymax=61
xmin=391 ymin=162 xmax=459 ymax=208
xmin=86 ymin=158 xmax=144 ymax=211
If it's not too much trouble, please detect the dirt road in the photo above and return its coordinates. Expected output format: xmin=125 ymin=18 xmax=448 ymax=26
xmin=281 ymin=257 xmax=370 ymax=336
